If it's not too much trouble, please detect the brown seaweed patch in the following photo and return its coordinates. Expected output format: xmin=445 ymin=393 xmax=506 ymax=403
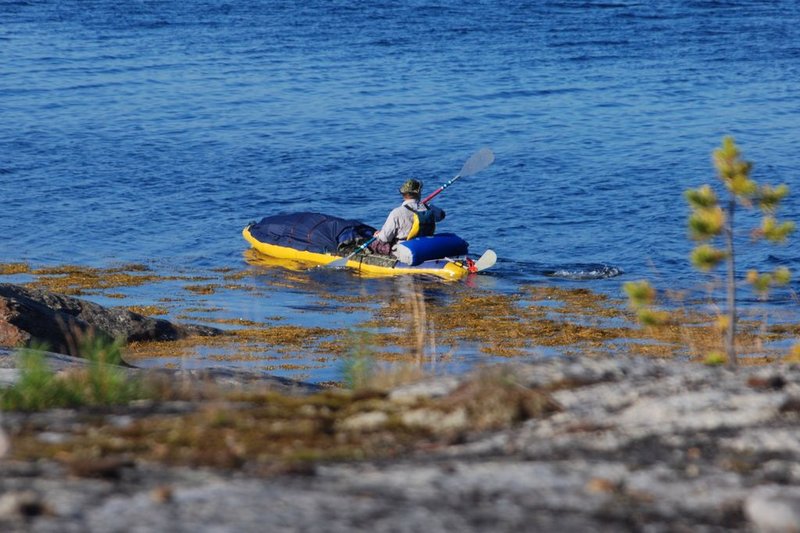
xmin=356 ymin=285 xmax=796 ymax=363
xmin=278 ymin=363 xmax=316 ymax=371
xmin=208 ymin=354 xmax=282 ymax=362
xmin=123 ymin=305 xmax=170 ymax=317
xmin=200 ymin=318 xmax=265 ymax=328
xmin=26 ymin=264 xmax=166 ymax=295
xmin=739 ymin=355 xmax=779 ymax=366
xmin=316 ymin=340 xmax=350 ymax=357
xmin=184 ymin=283 xmax=258 ymax=295
xmin=184 ymin=284 xmax=218 ymax=295
xmin=0 ymin=262 xmax=31 ymax=275
xmin=767 ymin=323 xmax=800 ymax=337
xmin=617 ymin=340 xmax=681 ymax=359
xmin=526 ymin=286 xmax=625 ymax=319
xmin=182 ymin=307 xmax=225 ymax=314
xmin=221 ymin=269 xmax=253 ymax=281
xmin=125 ymin=338 xmax=218 ymax=360
xmin=232 ymin=325 xmax=337 ymax=347
xmin=618 ymin=308 xmax=789 ymax=361
xmin=375 ymin=289 xmax=627 ymax=357
xmin=125 ymin=325 xmax=339 ymax=362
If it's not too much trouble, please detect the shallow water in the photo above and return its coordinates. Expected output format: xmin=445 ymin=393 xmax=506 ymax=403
xmin=2 ymin=1 xmax=799 ymax=380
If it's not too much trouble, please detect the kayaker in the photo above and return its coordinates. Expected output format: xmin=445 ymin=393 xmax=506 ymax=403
xmin=369 ymin=178 xmax=446 ymax=255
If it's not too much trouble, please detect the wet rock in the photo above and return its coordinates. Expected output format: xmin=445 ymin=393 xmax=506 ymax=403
xmin=0 ymin=283 xmax=222 ymax=357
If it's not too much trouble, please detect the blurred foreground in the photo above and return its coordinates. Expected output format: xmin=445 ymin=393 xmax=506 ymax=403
xmin=1 ymin=350 xmax=799 ymax=531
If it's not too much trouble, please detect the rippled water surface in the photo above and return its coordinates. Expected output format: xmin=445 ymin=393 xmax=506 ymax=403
xmin=2 ymin=1 xmax=799 ymax=380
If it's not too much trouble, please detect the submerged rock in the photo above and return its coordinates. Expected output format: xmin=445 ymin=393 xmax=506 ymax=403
xmin=0 ymin=283 xmax=221 ymax=357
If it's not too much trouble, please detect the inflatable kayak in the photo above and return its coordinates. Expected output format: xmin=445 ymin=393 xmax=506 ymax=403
xmin=242 ymin=212 xmax=492 ymax=280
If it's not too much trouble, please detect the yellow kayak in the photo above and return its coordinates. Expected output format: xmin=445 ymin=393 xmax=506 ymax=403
xmin=242 ymin=225 xmax=471 ymax=280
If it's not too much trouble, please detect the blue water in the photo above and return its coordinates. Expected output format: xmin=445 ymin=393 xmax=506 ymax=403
xmin=2 ymin=1 xmax=799 ymax=378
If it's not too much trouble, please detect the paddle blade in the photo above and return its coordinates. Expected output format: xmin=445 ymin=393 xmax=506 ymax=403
xmin=326 ymin=257 xmax=349 ymax=269
xmin=459 ymin=147 xmax=495 ymax=177
xmin=473 ymin=249 xmax=497 ymax=272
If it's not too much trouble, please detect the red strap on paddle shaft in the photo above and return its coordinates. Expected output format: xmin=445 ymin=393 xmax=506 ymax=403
xmin=422 ymin=188 xmax=443 ymax=205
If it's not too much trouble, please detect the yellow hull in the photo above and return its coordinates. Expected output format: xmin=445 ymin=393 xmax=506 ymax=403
xmin=242 ymin=226 xmax=468 ymax=280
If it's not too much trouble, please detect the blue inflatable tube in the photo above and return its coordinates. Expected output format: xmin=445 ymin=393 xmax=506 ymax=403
xmin=393 ymin=233 xmax=469 ymax=266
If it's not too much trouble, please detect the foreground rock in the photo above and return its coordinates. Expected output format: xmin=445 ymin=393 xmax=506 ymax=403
xmin=0 ymin=284 xmax=221 ymax=357
xmin=0 ymin=348 xmax=319 ymax=396
xmin=2 ymin=356 xmax=800 ymax=531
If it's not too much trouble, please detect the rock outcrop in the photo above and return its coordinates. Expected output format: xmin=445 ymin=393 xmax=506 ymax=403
xmin=0 ymin=284 xmax=221 ymax=357
xmin=2 ymin=356 xmax=800 ymax=531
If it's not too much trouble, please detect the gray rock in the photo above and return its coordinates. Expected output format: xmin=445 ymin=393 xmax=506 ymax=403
xmin=337 ymin=411 xmax=390 ymax=432
xmin=389 ymin=375 xmax=461 ymax=403
xmin=0 ymin=347 xmax=320 ymax=395
xmin=745 ymin=485 xmax=800 ymax=533
xmin=0 ymin=369 xmax=18 ymax=388
xmin=0 ymin=283 xmax=222 ymax=358
xmin=3 ymin=356 xmax=800 ymax=531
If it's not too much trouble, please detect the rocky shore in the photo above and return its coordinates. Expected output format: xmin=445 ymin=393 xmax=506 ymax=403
xmin=2 ymin=350 xmax=800 ymax=532
xmin=0 ymin=283 xmax=222 ymax=357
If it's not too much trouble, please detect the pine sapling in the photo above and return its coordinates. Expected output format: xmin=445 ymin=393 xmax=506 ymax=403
xmin=685 ymin=136 xmax=794 ymax=367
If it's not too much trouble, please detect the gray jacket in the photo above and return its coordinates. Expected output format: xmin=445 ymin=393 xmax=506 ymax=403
xmin=375 ymin=199 xmax=445 ymax=244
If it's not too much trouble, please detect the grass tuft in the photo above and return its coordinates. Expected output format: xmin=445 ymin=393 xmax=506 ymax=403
xmin=1 ymin=337 xmax=146 ymax=411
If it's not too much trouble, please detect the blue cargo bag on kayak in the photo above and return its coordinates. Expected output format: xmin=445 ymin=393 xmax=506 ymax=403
xmin=393 ymin=233 xmax=469 ymax=266
xmin=249 ymin=212 xmax=376 ymax=254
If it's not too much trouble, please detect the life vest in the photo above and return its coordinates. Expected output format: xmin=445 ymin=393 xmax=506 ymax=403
xmin=404 ymin=205 xmax=436 ymax=240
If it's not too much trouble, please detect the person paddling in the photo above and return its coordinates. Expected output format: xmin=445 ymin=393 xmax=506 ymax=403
xmin=369 ymin=179 xmax=446 ymax=256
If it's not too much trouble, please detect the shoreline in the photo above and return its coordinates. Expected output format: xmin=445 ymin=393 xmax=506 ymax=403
xmin=2 ymin=265 xmax=798 ymax=386
xmin=1 ymin=352 xmax=799 ymax=531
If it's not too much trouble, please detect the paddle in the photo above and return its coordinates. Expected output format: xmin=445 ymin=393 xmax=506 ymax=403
xmin=422 ymin=147 xmax=495 ymax=205
xmin=325 ymin=236 xmax=377 ymax=269
xmin=326 ymin=147 xmax=495 ymax=269
xmin=473 ymin=249 xmax=497 ymax=272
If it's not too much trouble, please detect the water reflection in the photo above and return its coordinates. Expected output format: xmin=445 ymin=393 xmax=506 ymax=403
xmin=396 ymin=276 xmax=432 ymax=367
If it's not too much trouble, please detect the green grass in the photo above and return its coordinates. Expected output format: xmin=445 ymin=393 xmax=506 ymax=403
xmin=1 ymin=338 xmax=146 ymax=411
